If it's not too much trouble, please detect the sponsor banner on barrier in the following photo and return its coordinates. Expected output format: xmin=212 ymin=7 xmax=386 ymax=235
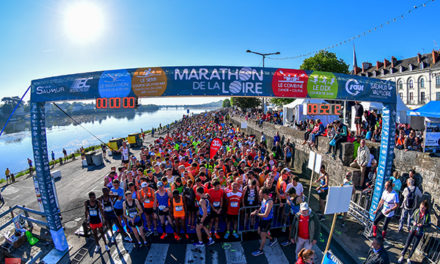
xmin=30 ymin=66 xmax=396 ymax=103
xmin=369 ymin=104 xmax=396 ymax=221
xmin=424 ymin=121 xmax=440 ymax=153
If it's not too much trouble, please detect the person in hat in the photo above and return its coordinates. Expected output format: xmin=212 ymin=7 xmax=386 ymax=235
xmin=289 ymin=202 xmax=321 ymax=256
xmin=137 ymin=181 xmax=157 ymax=236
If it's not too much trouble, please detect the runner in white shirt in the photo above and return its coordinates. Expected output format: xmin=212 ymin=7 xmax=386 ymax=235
xmin=286 ymin=176 xmax=304 ymax=200
xmin=372 ymin=180 xmax=399 ymax=239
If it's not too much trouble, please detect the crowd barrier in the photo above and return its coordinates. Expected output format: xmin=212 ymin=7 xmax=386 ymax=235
xmin=417 ymin=224 xmax=440 ymax=263
xmin=237 ymin=203 xmax=293 ymax=241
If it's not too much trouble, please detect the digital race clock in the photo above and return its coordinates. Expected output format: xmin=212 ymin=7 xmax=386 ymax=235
xmin=306 ymin=103 xmax=341 ymax=115
xmin=96 ymin=97 xmax=137 ymax=109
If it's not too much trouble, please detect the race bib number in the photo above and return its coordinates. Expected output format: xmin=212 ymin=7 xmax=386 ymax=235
xmin=129 ymin=212 xmax=137 ymax=218
xmin=231 ymin=201 xmax=238 ymax=208
xmin=104 ymin=206 xmax=113 ymax=212
xmin=248 ymin=196 xmax=255 ymax=202
xmin=144 ymin=199 xmax=150 ymax=204
xmin=213 ymin=201 xmax=220 ymax=207
xmin=159 ymin=205 xmax=166 ymax=211
xmin=175 ymin=206 xmax=183 ymax=211
xmin=89 ymin=209 xmax=98 ymax=216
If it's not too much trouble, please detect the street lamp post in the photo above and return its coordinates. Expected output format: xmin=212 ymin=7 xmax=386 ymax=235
xmin=246 ymin=50 xmax=280 ymax=113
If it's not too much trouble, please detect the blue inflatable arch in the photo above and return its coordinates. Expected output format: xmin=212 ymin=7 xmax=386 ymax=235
xmin=30 ymin=66 xmax=396 ymax=251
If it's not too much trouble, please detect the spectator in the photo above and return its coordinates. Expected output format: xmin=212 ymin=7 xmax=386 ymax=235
xmin=289 ymin=202 xmax=320 ymax=256
xmin=302 ymin=120 xmax=315 ymax=145
xmin=296 ymin=248 xmax=315 ymax=264
xmin=372 ymin=180 xmax=399 ymax=239
xmin=364 ymin=110 xmax=377 ymax=133
xmin=354 ymin=101 xmax=364 ymax=137
xmin=404 ymin=130 xmax=416 ymax=151
xmin=412 ymin=137 xmax=422 ymax=151
xmin=5 ymin=168 xmax=11 ymax=184
xmin=389 ymin=171 xmax=402 ymax=194
xmin=350 ymin=139 xmax=370 ymax=188
xmin=398 ymin=200 xmax=431 ymax=264
xmin=326 ymin=120 xmax=347 ymax=160
xmin=315 ymin=165 xmax=328 ymax=220
xmin=308 ymin=119 xmax=325 ymax=148
xmin=27 ymin=158 xmax=33 ymax=175
xmin=396 ymin=130 xmax=406 ymax=150
xmin=398 ymin=178 xmax=422 ymax=232
xmin=273 ymin=131 xmax=281 ymax=147
xmin=364 ymin=237 xmax=390 ymax=264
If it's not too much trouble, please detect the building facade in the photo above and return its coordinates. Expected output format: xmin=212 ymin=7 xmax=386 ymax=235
xmin=354 ymin=50 xmax=440 ymax=106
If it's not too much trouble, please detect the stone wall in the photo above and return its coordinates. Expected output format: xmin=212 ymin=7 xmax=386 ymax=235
xmin=231 ymin=115 xmax=440 ymax=225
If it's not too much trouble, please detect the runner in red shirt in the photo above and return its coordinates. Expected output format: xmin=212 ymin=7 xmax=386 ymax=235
xmin=224 ymin=182 xmax=242 ymax=239
xmin=208 ymin=180 xmax=223 ymax=239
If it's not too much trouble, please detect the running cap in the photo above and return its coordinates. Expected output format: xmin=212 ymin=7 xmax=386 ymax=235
xmin=300 ymin=202 xmax=309 ymax=211
xmin=141 ymin=182 xmax=148 ymax=188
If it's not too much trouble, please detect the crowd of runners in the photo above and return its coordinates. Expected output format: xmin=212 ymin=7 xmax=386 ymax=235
xmin=84 ymin=110 xmax=319 ymax=261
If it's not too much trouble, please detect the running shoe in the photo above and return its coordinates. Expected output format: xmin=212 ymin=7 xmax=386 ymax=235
xmin=143 ymin=240 xmax=148 ymax=246
xmin=111 ymin=236 xmax=115 ymax=244
xmin=232 ymin=231 xmax=239 ymax=239
xmin=94 ymin=245 xmax=101 ymax=253
xmin=252 ymin=249 xmax=264 ymax=256
xmin=174 ymin=234 xmax=181 ymax=241
xmin=160 ymin=233 xmax=167 ymax=240
xmin=224 ymin=231 xmax=230 ymax=239
xmin=193 ymin=241 xmax=204 ymax=247
xmin=214 ymin=232 xmax=221 ymax=240
xmin=281 ymin=240 xmax=291 ymax=247
xmin=207 ymin=237 xmax=215 ymax=246
xmin=124 ymin=236 xmax=133 ymax=242
xmin=185 ymin=234 xmax=190 ymax=239
xmin=105 ymin=245 xmax=110 ymax=252
xmin=270 ymin=238 xmax=278 ymax=247
xmin=146 ymin=231 xmax=153 ymax=237
xmin=397 ymin=256 xmax=404 ymax=263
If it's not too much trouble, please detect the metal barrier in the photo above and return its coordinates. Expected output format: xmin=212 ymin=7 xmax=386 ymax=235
xmin=0 ymin=205 xmax=48 ymax=232
xmin=237 ymin=203 xmax=291 ymax=241
xmin=416 ymin=224 xmax=440 ymax=263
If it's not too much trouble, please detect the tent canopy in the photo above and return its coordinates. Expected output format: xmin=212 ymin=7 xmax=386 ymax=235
xmin=407 ymin=101 xmax=440 ymax=118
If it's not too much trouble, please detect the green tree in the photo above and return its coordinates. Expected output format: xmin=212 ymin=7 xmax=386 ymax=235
xmin=300 ymin=50 xmax=349 ymax=74
xmin=231 ymin=97 xmax=261 ymax=109
xmin=222 ymin=98 xmax=231 ymax=108
xmin=270 ymin=98 xmax=295 ymax=106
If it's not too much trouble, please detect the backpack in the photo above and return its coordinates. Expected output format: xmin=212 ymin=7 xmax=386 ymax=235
xmin=405 ymin=187 xmax=416 ymax=208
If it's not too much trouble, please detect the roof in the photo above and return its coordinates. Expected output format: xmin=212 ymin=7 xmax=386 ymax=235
xmin=355 ymin=51 xmax=440 ymax=77
xmin=407 ymin=101 xmax=440 ymax=118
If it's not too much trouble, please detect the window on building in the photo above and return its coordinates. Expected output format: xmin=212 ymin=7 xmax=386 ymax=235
xmin=436 ymin=75 xmax=440 ymax=88
xmin=419 ymin=77 xmax=425 ymax=88
xmin=399 ymin=93 xmax=403 ymax=100
xmin=398 ymin=79 xmax=403 ymax=90
xmin=420 ymin=92 xmax=425 ymax=104
xmin=408 ymin=78 xmax=414 ymax=89
xmin=409 ymin=92 xmax=414 ymax=103
xmin=437 ymin=92 xmax=440 ymax=101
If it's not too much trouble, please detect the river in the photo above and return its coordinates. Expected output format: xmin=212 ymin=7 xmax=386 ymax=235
xmin=0 ymin=108 xmax=213 ymax=178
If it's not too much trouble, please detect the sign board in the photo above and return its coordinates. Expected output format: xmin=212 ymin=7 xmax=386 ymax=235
xmin=322 ymin=251 xmax=344 ymax=264
xmin=314 ymin=153 xmax=322 ymax=173
xmin=424 ymin=120 xmax=440 ymax=153
xmin=308 ymin=151 xmax=315 ymax=170
xmin=324 ymin=186 xmax=353 ymax=215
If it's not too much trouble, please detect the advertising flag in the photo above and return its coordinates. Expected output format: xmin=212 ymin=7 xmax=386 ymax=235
xmin=210 ymin=138 xmax=223 ymax=159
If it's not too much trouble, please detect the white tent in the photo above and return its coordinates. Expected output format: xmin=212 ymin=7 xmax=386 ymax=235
xmin=350 ymin=96 xmax=411 ymax=131
xmin=283 ymin=99 xmax=338 ymax=127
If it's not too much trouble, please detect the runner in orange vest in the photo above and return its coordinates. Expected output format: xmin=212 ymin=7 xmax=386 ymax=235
xmin=170 ymin=190 xmax=188 ymax=240
xmin=137 ymin=182 xmax=157 ymax=236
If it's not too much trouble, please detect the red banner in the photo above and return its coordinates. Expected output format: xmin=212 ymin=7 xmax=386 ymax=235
xmin=210 ymin=138 xmax=223 ymax=159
